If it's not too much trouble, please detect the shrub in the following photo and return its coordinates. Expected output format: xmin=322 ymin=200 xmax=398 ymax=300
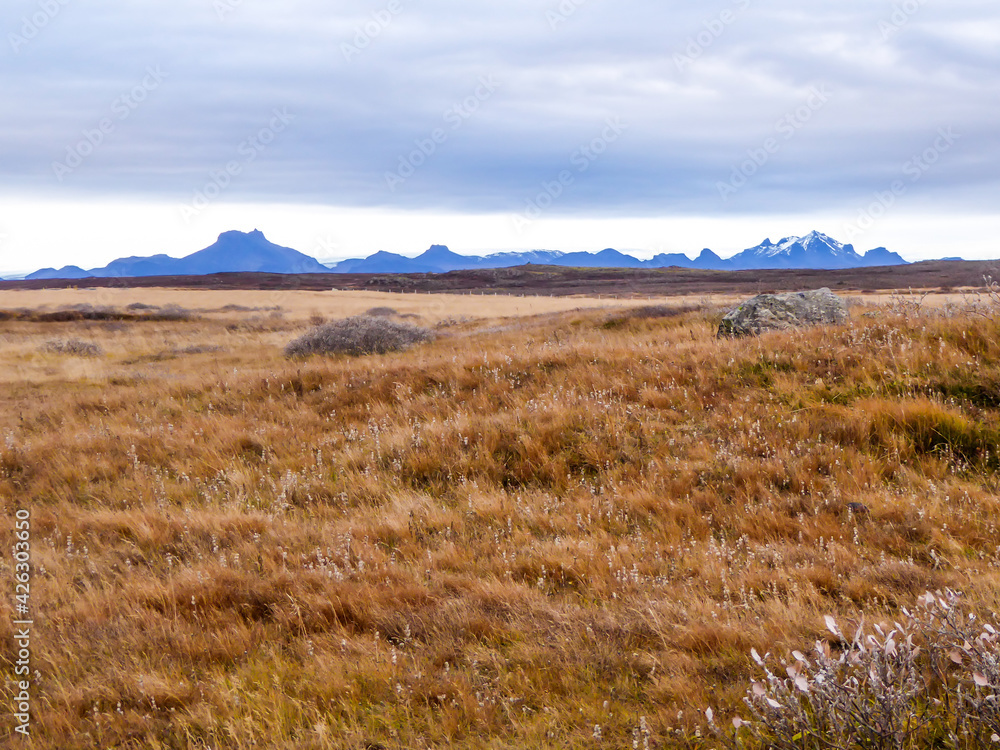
xmin=629 ymin=303 xmax=703 ymax=320
xmin=365 ymin=306 xmax=400 ymax=317
xmin=41 ymin=338 xmax=103 ymax=357
xmin=155 ymin=304 xmax=192 ymax=321
xmin=284 ymin=315 xmax=432 ymax=358
xmin=713 ymin=591 xmax=1000 ymax=749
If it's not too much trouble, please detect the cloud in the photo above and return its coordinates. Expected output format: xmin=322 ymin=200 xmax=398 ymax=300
xmin=1 ymin=0 xmax=997 ymax=219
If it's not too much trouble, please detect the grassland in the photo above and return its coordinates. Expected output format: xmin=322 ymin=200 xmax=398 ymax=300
xmin=1 ymin=290 xmax=1000 ymax=748
xmin=0 ymin=288 xmax=705 ymax=326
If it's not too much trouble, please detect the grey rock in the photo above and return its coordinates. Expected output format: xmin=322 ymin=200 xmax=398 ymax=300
xmin=718 ymin=288 xmax=849 ymax=338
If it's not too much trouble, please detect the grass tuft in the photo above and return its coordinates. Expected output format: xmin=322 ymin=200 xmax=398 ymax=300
xmin=41 ymin=338 xmax=103 ymax=357
xmin=284 ymin=315 xmax=433 ymax=358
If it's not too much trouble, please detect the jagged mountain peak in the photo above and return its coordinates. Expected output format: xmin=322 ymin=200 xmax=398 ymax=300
xmin=22 ymin=230 xmax=912 ymax=280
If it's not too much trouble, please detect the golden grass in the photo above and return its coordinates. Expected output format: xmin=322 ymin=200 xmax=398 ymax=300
xmin=1 ymin=294 xmax=999 ymax=748
xmin=0 ymin=288 xmax=707 ymax=324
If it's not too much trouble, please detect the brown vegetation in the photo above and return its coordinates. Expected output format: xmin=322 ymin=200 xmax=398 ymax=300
xmin=1 ymin=296 xmax=999 ymax=748
xmin=4 ymin=259 xmax=1000 ymax=297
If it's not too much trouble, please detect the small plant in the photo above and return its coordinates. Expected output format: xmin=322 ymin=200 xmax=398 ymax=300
xmin=365 ymin=306 xmax=400 ymax=317
xmin=968 ymin=276 xmax=1000 ymax=321
xmin=714 ymin=591 xmax=1000 ymax=749
xmin=629 ymin=303 xmax=703 ymax=320
xmin=41 ymin=338 xmax=103 ymax=357
xmin=284 ymin=315 xmax=432 ymax=358
xmin=156 ymin=304 xmax=192 ymax=321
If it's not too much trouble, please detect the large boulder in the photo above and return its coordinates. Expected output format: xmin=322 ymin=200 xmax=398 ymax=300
xmin=718 ymin=288 xmax=849 ymax=338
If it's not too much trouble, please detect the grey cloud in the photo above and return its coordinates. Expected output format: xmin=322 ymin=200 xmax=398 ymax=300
xmin=0 ymin=0 xmax=997 ymax=216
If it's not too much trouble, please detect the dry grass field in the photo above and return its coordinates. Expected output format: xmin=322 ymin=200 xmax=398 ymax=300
xmin=2 ymin=288 xmax=1000 ymax=748
xmin=0 ymin=288 xmax=700 ymax=325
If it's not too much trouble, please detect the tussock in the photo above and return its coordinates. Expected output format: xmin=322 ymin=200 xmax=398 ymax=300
xmin=41 ymin=338 xmax=103 ymax=356
xmin=284 ymin=315 xmax=433 ymax=357
xmin=365 ymin=306 xmax=400 ymax=317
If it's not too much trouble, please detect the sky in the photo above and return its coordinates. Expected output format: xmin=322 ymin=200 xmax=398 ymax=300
xmin=1 ymin=0 xmax=998 ymax=275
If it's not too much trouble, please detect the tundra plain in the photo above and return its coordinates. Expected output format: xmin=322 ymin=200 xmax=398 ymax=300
xmin=1 ymin=287 xmax=1000 ymax=748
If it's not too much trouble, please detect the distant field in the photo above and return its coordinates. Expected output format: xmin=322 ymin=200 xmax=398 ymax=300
xmin=2 ymin=290 xmax=1000 ymax=748
xmin=0 ymin=287 xmax=708 ymax=324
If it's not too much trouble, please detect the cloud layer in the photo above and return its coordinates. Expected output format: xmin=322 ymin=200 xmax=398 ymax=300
xmin=2 ymin=0 xmax=998 ymax=221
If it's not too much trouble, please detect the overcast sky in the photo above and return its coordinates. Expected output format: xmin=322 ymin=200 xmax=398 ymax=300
xmin=1 ymin=0 xmax=998 ymax=274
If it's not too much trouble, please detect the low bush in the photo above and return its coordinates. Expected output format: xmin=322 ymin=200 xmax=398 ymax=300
xmin=41 ymin=338 xmax=103 ymax=357
xmin=284 ymin=315 xmax=432 ymax=358
xmin=365 ymin=306 xmax=400 ymax=317
xmin=712 ymin=591 xmax=1000 ymax=749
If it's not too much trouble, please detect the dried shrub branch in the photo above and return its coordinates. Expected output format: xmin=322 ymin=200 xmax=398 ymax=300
xmin=714 ymin=592 xmax=1000 ymax=749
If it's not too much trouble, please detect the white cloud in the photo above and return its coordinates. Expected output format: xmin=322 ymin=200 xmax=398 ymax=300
xmin=0 ymin=0 xmax=997 ymax=268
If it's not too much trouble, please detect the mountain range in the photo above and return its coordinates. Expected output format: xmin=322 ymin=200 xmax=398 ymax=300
xmin=25 ymin=230 xmax=329 ymax=280
xmin=25 ymin=229 xmax=909 ymax=280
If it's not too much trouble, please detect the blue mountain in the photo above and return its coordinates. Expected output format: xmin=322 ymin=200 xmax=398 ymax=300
xmin=413 ymin=245 xmax=474 ymax=272
xmin=26 ymin=230 xmax=329 ymax=279
xmin=23 ymin=229 xmax=912 ymax=280
xmin=325 ymin=232 xmax=907 ymax=273
xmin=689 ymin=249 xmax=727 ymax=270
xmin=477 ymin=250 xmax=567 ymax=268
xmin=645 ymin=252 xmax=696 ymax=268
xmin=862 ymin=246 xmax=909 ymax=267
xmin=721 ymin=231 xmax=906 ymax=270
xmin=331 ymin=251 xmax=439 ymax=274
xmin=25 ymin=265 xmax=91 ymax=280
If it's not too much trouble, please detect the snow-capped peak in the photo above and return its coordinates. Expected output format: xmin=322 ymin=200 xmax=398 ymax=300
xmin=753 ymin=231 xmax=851 ymax=258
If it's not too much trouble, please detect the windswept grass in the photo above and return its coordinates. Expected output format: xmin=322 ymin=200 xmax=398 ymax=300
xmin=0 ymin=298 xmax=999 ymax=748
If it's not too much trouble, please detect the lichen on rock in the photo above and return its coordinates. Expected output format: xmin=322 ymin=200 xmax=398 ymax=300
xmin=718 ymin=288 xmax=849 ymax=338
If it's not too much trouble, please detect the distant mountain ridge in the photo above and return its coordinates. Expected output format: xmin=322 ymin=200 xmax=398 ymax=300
xmin=717 ymin=231 xmax=905 ymax=270
xmin=25 ymin=229 xmax=909 ymax=280
xmin=26 ymin=230 xmax=329 ymax=280
xmin=327 ymin=231 xmax=907 ymax=273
